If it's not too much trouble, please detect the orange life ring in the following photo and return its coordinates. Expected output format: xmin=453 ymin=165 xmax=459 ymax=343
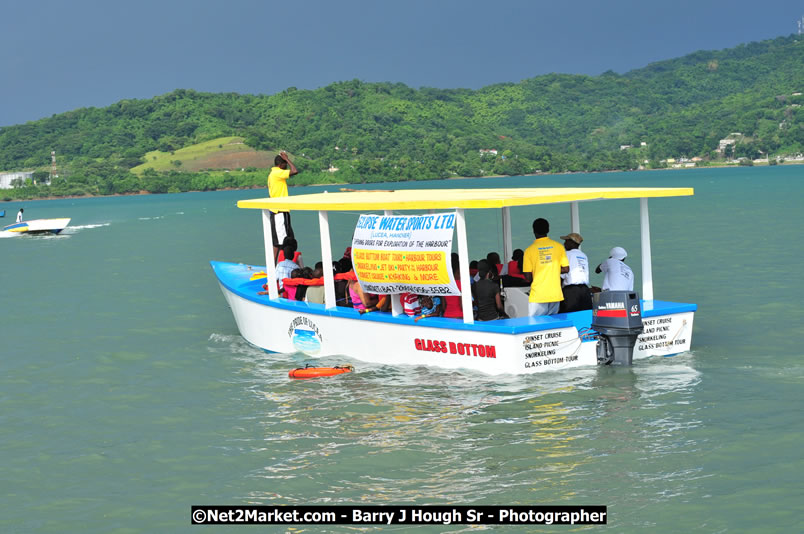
xmin=288 ymin=364 xmax=354 ymax=379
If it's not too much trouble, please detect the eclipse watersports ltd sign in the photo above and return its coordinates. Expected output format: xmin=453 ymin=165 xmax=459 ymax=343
xmin=351 ymin=212 xmax=460 ymax=296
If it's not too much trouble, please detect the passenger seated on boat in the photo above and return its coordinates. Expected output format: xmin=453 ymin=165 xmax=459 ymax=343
xmin=348 ymin=273 xmax=378 ymax=311
xmin=469 ymin=260 xmax=479 ymax=282
xmin=472 ymin=260 xmax=505 ymax=321
xmin=507 ymin=249 xmax=526 ymax=279
xmin=401 ymin=292 xmax=422 ymax=316
xmin=275 ymin=243 xmax=300 ymax=296
xmin=443 ymin=254 xmax=464 ymax=319
xmin=304 ymin=264 xmax=326 ymax=304
xmin=595 ymin=246 xmax=634 ymax=291
xmin=414 ymin=295 xmax=443 ymax=322
xmin=486 ymin=252 xmax=507 ymax=278
xmin=276 ymin=237 xmax=304 ymax=268
xmin=293 ymin=267 xmax=314 ymax=301
xmin=501 ymin=248 xmax=530 ymax=287
xmin=284 ymin=268 xmax=303 ymax=300
xmin=334 ymin=258 xmax=352 ymax=307
xmin=360 ymin=294 xmax=391 ymax=314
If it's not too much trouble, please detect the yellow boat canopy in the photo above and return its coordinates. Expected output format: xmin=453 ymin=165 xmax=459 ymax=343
xmin=237 ymin=186 xmax=694 ymax=212
xmin=246 ymin=185 xmax=693 ymax=311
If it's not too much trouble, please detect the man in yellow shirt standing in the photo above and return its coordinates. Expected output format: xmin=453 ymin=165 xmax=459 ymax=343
xmin=522 ymin=218 xmax=569 ymax=316
xmin=267 ymin=151 xmax=298 ymax=260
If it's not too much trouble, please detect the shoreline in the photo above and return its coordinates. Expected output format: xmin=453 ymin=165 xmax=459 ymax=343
xmin=4 ymin=160 xmax=802 ymax=204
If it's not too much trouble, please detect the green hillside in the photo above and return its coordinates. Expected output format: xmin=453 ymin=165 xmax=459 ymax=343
xmin=1 ymin=34 xmax=803 ymax=199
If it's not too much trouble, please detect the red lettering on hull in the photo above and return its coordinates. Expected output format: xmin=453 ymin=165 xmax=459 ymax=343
xmin=413 ymin=339 xmax=497 ymax=358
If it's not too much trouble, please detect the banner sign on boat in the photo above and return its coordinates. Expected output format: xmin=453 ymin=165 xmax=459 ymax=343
xmin=351 ymin=212 xmax=460 ymax=295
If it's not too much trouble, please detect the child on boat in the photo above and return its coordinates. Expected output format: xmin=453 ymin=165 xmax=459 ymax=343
xmin=401 ymin=292 xmax=421 ymax=316
xmin=472 ymin=260 xmax=505 ymax=321
xmin=304 ymin=264 xmax=326 ymax=304
xmin=443 ymin=254 xmax=464 ymax=319
xmin=359 ymin=294 xmax=391 ymax=314
xmin=348 ymin=272 xmax=378 ymax=311
xmin=275 ymin=243 xmax=300 ymax=296
xmin=414 ymin=295 xmax=443 ymax=322
xmin=335 ymin=258 xmax=353 ymax=307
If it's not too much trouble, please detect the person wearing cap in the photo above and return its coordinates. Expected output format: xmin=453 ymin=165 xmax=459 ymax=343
xmin=267 ymin=151 xmax=299 ymax=261
xmin=523 ymin=218 xmax=570 ymax=316
xmin=595 ymin=247 xmax=634 ymax=291
xmin=559 ymin=232 xmax=593 ymax=313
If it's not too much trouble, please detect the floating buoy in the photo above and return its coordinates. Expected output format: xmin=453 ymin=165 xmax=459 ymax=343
xmin=288 ymin=364 xmax=354 ymax=379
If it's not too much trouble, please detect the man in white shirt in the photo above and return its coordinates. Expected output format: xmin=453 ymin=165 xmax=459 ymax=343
xmin=595 ymin=246 xmax=634 ymax=291
xmin=16 ymin=208 xmax=24 ymax=223
xmin=559 ymin=233 xmax=593 ymax=313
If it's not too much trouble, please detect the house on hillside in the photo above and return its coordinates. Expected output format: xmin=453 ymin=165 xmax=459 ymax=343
xmin=0 ymin=171 xmax=34 ymax=189
xmin=479 ymin=149 xmax=498 ymax=156
xmin=717 ymin=138 xmax=738 ymax=154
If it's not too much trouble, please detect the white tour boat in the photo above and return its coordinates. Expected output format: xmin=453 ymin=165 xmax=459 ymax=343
xmin=3 ymin=218 xmax=71 ymax=235
xmin=211 ymin=187 xmax=695 ymax=375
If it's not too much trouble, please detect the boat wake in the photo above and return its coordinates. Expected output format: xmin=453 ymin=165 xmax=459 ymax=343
xmin=208 ymin=333 xmax=269 ymax=358
xmin=62 ymin=223 xmax=111 ymax=234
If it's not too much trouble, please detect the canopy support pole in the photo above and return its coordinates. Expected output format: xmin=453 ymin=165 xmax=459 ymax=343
xmin=318 ymin=210 xmax=337 ymax=309
xmin=570 ymin=202 xmax=580 ymax=234
xmin=640 ymin=198 xmax=654 ymax=302
xmin=455 ymin=208 xmax=474 ymax=325
xmin=390 ymin=293 xmax=402 ymax=317
xmin=384 ymin=209 xmax=402 ymax=316
xmin=502 ymin=206 xmax=513 ymax=263
xmin=261 ymin=210 xmax=279 ymax=300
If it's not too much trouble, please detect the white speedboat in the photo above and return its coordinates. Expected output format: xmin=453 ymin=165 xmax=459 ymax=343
xmin=3 ymin=218 xmax=71 ymax=235
xmin=211 ymin=187 xmax=696 ymax=375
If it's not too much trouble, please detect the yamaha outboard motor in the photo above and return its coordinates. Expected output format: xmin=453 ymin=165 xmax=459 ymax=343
xmin=592 ymin=291 xmax=643 ymax=365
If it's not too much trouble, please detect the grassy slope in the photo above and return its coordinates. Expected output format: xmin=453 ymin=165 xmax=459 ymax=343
xmin=131 ymin=136 xmax=278 ymax=174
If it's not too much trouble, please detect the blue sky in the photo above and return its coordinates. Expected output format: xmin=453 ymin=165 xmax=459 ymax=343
xmin=1 ymin=0 xmax=802 ymax=126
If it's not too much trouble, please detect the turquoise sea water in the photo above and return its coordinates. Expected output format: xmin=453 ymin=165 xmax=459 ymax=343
xmin=1 ymin=166 xmax=802 ymax=533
